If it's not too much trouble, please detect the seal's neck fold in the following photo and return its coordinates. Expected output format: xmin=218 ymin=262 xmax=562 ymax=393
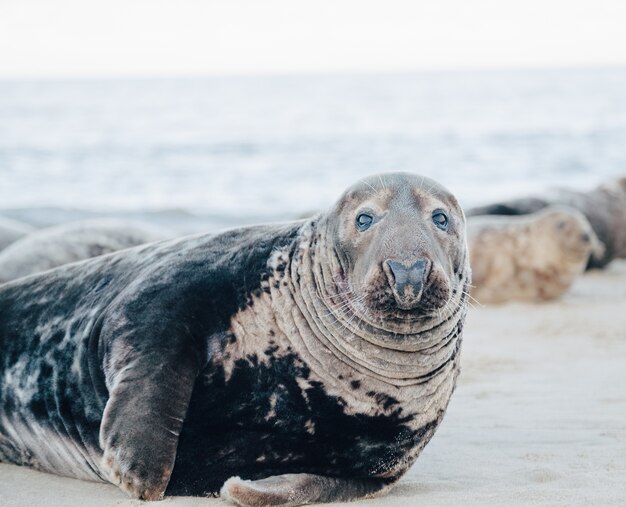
xmin=286 ymin=223 xmax=468 ymax=386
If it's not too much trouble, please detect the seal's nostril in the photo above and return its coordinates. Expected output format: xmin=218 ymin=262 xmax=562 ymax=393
xmin=408 ymin=259 xmax=428 ymax=286
xmin=581 ymin=232 xmax=590 ymax=242
xmin=384 ymin=259 xmax=430 ymax=301
xmin=385 ymin=260 xmax=409 ymax=286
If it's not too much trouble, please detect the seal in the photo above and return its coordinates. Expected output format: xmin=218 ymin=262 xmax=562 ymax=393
xmin=467 ymin=176 xmax=626 ymax=269
xmin=0 ymin=173 xmax=470 ymax=506
xmin=0 ymin=219 xmax=170 ymax=283
xmin=468 ymin=206 xmax=603 ymax=304
xmin=0 ymin=216 xmax=34 ymax=252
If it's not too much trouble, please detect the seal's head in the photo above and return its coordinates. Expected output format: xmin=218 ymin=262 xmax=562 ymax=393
xmin=534 ymin=206 xmax=604 ymax=265
xmin=320 ymin=173 xmax=469 ymax=323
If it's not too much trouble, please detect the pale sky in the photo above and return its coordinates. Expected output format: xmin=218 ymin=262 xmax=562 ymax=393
xmin=1 ymin=0 xmax=625 ymax=79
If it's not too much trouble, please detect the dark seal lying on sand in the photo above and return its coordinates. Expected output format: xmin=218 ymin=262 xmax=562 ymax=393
xmin=0 ymin=173 xmax=470 ymax=506
xmin=467 ymin=177 xmax=626 ymax=269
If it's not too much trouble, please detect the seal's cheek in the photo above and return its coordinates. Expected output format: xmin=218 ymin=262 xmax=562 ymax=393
xmin=437 ymin=231 xmax=467 ymax=279
xmin=346 ymin=254 xmax=381 ymax=295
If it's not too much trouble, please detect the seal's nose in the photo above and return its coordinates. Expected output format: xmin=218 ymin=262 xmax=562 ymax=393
xmin=384 ymin=258 xmax=430 ymax=304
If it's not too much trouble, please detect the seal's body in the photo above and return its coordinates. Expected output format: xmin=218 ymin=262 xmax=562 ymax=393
xmin=0 ymin=173 xmax=470 ymax=506
xmin=467 ymin=177 xmax=626 ymax=269
xmin=0 ymin=219 xmax=170 ymax=283
xmin=468 ymin=206 xmax=602 ymax=304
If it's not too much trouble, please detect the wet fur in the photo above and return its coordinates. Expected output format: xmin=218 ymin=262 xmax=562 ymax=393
xmin=0 ymin=173 xmax=470 ymax=506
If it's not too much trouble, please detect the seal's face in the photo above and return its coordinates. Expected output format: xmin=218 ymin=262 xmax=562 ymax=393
xmin=539 ymin=207 xmax=604 ymax=263
xmin=326 ymin=173 xmax=468 ymax=322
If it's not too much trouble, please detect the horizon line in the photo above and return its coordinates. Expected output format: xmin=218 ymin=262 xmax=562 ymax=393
xmin=1 ymin=62 xmax=625 ymax=83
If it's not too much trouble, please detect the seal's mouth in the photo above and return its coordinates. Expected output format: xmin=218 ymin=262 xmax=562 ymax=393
xmin=324 ymin=273 xmax=463 ymax=345
xmin=351 ymin=262 xmax=452 ymax=322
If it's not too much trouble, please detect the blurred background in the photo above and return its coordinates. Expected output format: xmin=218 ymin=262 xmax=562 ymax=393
xmin=1 ymin=0 xmax=626 ymax=232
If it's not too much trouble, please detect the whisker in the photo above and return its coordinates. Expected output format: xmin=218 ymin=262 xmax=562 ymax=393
xmin=361 ymin=179 xmax=378 ymax=195
xmin=462 ymin=290 xmax=484 ymax=308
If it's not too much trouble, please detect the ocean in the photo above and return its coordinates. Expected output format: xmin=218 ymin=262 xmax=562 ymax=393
xmin=1 ymin=67 xmax=625 ymax=231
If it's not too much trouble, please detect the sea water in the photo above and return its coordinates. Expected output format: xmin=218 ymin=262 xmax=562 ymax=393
xmin=1 ymin=67 xmax=625 ymax=230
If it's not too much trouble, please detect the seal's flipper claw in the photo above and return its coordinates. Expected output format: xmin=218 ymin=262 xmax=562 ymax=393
xmin=220 ymin=475 xmax=299 ymax=507
xmin=220 ymin=473 xmax=393 ymax=507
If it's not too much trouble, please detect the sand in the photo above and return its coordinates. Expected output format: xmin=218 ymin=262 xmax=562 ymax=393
xmin=1 ymin=262 xmax=625 ymax=507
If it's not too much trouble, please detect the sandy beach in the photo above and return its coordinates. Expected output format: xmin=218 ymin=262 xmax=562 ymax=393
xmin=1 ymin=261 xmax=625 ymax=507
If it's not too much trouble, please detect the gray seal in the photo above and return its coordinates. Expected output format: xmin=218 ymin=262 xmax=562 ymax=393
xmin=0 ymin=219 xmax=170 ymax=283
xmin=0 ymin=216 xmax=34 ymax=252
xmin=467 ymin=176 xmax=626 ymax=269
xmin=468 ymin=206 xmax=604 ymax=304
xmin=0 ymin=173 xmax=470 ymax=506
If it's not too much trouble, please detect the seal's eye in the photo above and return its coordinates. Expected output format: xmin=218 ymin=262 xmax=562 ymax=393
xmin=432 ymin=210 xmax=449 ymax=231
xmin=356 ymin=213 xmax=374 ymax=231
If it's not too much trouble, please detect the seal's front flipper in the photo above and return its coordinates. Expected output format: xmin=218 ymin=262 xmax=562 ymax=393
xmin=220 ymin=473 xmax=394 ymax=507
xmin=99 ymin=346 xmax=199 ymax=500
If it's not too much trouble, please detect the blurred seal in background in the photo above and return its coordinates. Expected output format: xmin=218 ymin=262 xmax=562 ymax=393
xmin=467 ymin=177 xmax=626 ymax=269
xmin=0 ymin=216 xmax=35 ymax=252
xmin=0 ymin=219 xmax=171 ymax=283
xmin=468 ymin=206 xmax=603 ymax=304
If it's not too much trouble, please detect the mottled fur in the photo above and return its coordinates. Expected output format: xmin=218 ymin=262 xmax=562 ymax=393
xmin=0 ymin=173 xmax=470 ymax=506
xmin=468 ymin=206 xmax=602 ymax=304
xmin=467 ymin=177 xmax=626 ymax=269
xmin=0 ymin=219 xmax=170 ymax=283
